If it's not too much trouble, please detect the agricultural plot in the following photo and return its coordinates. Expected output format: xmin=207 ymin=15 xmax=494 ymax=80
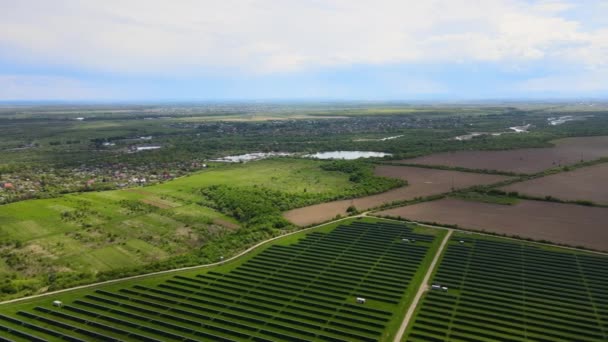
xmin=0 ymin=221 xmax=440 ymax=342
xmin=1 ymin=158 xmax=389 ymax=301
xmin=0 ymin=190 xmax=237 ymax=282
xmin=400 ymin=136 xmax=608 ymax=174
xmin=377 ymin=198 xmax=608 ymax=251
xmin=284 ymin=166 xmax=511 ymax=226
xmin=405 ymin=235 xmax=608 ymax=342
xmin=501 ymin=162 xmax=608 ymax=205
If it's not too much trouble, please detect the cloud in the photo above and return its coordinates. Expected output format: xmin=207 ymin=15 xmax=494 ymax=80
xmin=0 ymin=0 xmax=606 ymax=76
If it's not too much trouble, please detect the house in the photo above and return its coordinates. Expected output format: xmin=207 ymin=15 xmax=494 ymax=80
xmin=52 ymin=300 xmax=62 ymax=307
xmin=356 ymin=297 xmax=366 ymax=304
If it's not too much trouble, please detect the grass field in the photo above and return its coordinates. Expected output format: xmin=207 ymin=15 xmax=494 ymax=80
xmin=0 ymin=218 xmax=445 ymax=342
xmin=0 ymin=159 xmax=379 ymax=301
xmin=148 ymin=159 xmax=357 ymax=199
xmin=404 ymin=234 xmax=608 ymax=342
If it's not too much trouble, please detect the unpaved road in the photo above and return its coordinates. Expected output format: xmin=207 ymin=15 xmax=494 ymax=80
xmin=393 ymin=229 xmax=453 ymax=342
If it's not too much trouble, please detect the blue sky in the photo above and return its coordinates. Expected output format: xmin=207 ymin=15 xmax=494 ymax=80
xmin=0 ymin=0 xmax=607 ymax=101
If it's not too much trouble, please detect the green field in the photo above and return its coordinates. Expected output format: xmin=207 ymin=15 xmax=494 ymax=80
xmin=0 ymin=159 xmax=401 ymax=301
xmin=405 ymin=234 xmax=608 ymax=342
xmin=148 ymin=159 xmax=357 ymax=199
xmin=0 ymin=218 xmax=444 ymax=342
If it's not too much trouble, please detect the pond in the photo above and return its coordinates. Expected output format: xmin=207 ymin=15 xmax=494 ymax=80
xmin=211 ymin=152 xmax=293 ymax=163
xmin=305 ymin=151 xmax=392 ymax=160
xmin=135 ymin=146 xmax=161 ymax=151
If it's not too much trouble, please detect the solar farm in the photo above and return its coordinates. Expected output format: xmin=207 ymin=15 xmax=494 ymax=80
xmin=0 ymin=220 xmax=442 ymax=342
xmin=405 ymin=235 xmax=608 ymax=342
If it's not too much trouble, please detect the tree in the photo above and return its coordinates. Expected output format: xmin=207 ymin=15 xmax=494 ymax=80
xmin=346 ymin=205 xmax=358 ymax=214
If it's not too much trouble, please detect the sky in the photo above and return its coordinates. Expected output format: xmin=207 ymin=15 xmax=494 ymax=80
xmin=0 ymin=0 xmax=607 ymax=101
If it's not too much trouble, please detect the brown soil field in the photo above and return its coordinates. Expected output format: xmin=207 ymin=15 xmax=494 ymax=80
xmin=377 ymin=198 xmax=608 ymax=251
xmin=400 ymin=136 xmax=608 ymax=174
xmin=283 ymin=166 xmax=511 ymax=226
xmin=501 ymin=163 xmax=608 ymax=205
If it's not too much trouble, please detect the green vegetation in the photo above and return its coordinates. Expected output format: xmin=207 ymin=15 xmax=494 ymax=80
xmin=0 ymin=159 xmax=402 ymax=301
xmin=486 ymin=188 xmax=602 ymax=207
xmin=320 ymin=160 xmax=407 ymax=194
xmin=405 ymin=234 xmax=608 ymax=341
xmin=451 ymin=191 xmax=520 ymax=205
xmin=2 ymin=103 xmax=608 ymax=205
xmin=0 ymin=219 xmax=443 ymax=342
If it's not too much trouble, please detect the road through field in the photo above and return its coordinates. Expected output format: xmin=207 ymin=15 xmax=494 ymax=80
xmin=393 ymin=229 xmax=453 ymax=342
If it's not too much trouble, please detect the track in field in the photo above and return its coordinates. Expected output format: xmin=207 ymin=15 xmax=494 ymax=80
xmin=0 ymin=221 xmax=437 ymax=342
xmin=406 ymin=236 xmax=608 ymax=342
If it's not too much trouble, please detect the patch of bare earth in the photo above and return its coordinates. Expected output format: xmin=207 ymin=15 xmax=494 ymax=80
xmin=501 ymin=163 xmax=608 ymax=205
xmin=400 ymin=136 xmax=608 ymax=174
xmin=377 ymin=198 xmax=608 ymax=251
xmin=175 ymin=227 xmax=193 ymax=237
xmin=23 ymin=244 xmax=54 ymax=258
xmin=283 ymin=166 xmax=511 ymax=226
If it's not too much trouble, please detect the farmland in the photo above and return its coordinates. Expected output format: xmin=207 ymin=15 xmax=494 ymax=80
xmin=4 ymin=103 xmax=608 ymax=205
xmin=405 ymin=234 xmax=608 ymax=342
xmin=376 ymin=198 xmax=608 ymax=251
xmin=2 ymin=103 xmax=608 ymax=340
xmin=284 ymin=166 xmax=511 ymax=226
xmin=401 ymin=136 xmax=608 ymax=174
xmin=0 ymin=219 xmax=444 ymax=342
xmin=0 ymin=159 xmax=401 ymax=301
xmin=501 ymin=162 xmax=608 ymax=205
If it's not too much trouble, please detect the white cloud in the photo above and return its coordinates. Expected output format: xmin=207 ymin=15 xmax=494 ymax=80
xmin=0 ymin=0 xmax=606 ymax=76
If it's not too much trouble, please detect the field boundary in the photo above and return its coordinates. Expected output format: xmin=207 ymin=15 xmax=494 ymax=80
xmin=0 ymin=214 xmax=365 ymax=306
xmin=393 ymin=229 xmax=453 ymax=342
xmin=370 ymin=214 xmax=608 ymax=256
xmin=380 ymin=161 xmax=520 ymax=176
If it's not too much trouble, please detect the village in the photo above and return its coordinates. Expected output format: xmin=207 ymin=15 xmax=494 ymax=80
xmin=0 ymin=160 xmax=208 ymax=204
